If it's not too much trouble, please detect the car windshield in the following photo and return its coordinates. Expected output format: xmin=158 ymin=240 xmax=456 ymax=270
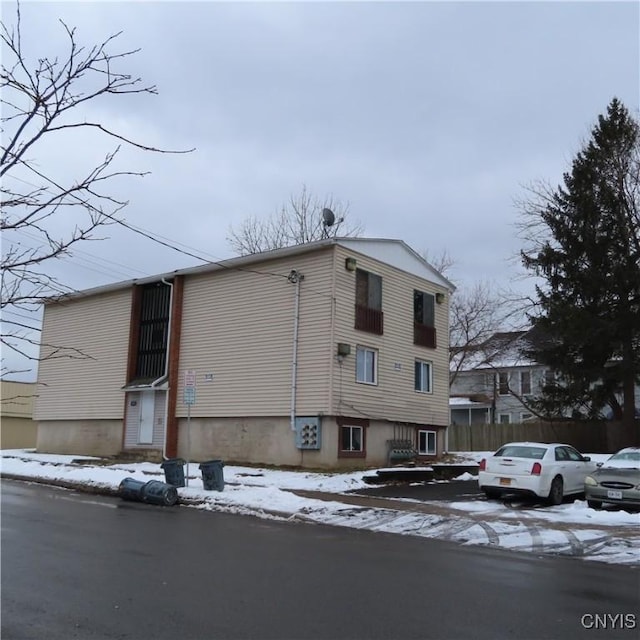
xmin=609 ymin=451 xmax=640 ymax=462
xmin=495 ymin=445 xmax=546 ymax=459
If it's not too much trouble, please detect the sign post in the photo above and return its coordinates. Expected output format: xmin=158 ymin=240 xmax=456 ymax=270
xmin=183 ymin=370 xmax=196 ymax=487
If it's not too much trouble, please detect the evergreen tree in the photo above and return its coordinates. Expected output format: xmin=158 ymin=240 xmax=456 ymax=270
xmin=520 ymin=98 xmax=640 ymax=428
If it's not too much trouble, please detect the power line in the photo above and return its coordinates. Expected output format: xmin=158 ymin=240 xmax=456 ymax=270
xmin=4 ymin=166 xmax=340 ymax=291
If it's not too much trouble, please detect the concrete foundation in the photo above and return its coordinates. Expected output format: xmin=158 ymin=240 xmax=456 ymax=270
xmin=37 ymin=420 xmax=123 ymax=457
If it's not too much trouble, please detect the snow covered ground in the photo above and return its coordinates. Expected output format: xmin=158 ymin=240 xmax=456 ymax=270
xmin=1 ymin=449 xmax=638 ymax=566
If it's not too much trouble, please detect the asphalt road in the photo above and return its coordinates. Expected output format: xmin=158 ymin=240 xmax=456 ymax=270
xmin=2 ymin=480 xmax=639 ymax=640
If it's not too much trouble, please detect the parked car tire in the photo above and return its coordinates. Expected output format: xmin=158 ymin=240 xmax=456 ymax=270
xmin=548 ymin=476 xmax=564 ymax=505
xmin=483 ymin=488 xmax=502 ymax=500
xmin=587 ymin=499 xmax=602 ymax=510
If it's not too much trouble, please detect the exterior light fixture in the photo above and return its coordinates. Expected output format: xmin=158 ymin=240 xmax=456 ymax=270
xmin=337 ymin=343 xmax=351 ymax=356
xmin=345 ymin=257 xmax=357 ymax=272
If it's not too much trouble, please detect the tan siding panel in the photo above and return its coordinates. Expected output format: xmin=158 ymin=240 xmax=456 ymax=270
xmin=1 ymin=381 xmax=36 ymax=418
xmin=331 ymin=246 xmax=450 ymax=426
xmin=35 ymin=290 xmax=131 ymax=420
xmin=178 ymin=250 xmax=335 ymax=417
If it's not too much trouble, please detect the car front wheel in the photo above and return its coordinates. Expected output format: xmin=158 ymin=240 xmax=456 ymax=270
xmin=548 ymin=476 xmax=563 ymax=505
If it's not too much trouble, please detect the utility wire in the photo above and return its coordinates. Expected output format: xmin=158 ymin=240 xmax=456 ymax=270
xmin=8 ymin=163 xmax=290 ymax=282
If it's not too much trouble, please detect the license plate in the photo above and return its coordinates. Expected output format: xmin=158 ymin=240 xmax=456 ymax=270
xmin=499 ymin=478 xmax=511 ymax=486
xmin=607 ymin=490 xmax=622 ymax=500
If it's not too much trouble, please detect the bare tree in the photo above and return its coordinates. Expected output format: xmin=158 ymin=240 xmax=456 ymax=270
xmin=421 ymin=248 xmax=455 ymax=277
xmin=227 ymin=185 xmax=363 ymax=255
xmin=449 ymin=282 xmax=521 ymax=385
xmin=1 ymin=3 xmax=192 ymax=374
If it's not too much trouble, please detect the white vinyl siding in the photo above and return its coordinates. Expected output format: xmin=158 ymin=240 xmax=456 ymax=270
xmin=331 ymin=246 xmax=450 ymax=426
xmin=35 ymin=290 xmax=131 ymax=420
xmin=123 ymin=390 xmax=166 ymax=449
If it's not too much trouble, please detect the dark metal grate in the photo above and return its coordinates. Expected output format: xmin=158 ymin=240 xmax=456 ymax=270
xmin=355 ymin=304 xmax=383 ymax=335
xmin=135 ymin=283 xmax=170 ymax=380
xmin=414 ymin=322 xmax=436 ymax=348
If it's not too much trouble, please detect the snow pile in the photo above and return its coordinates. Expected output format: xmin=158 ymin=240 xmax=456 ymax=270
xmin=2 ymin=449 xmax=638 ymax=566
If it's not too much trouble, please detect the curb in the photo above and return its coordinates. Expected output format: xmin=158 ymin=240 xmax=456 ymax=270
xmin=1 ymin=472 xmax=120 ymax=497
xmin=0 ymin=473 xmax=306 ymax=520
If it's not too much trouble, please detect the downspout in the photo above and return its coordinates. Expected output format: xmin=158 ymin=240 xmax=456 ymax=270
xmin=288 ymin=270 xmax=304 ymax=431
xmin=160 ymin=278 xmax=173 ymax=460
xmin=445 ymin=288 xmax=451 ymax=454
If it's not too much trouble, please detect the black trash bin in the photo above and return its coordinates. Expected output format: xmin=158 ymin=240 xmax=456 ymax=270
xmin=119 ymin=477 xmax=146 ymax=501
xmin=141 ymin=480 xmax=179 ymax=506
xmin=118 ymin=478 xmax=178 ymax=506
xmin=199 ymin=460 xmax=225 ymax=491
xmin=160 ymin=458 xmax=186 ymax=488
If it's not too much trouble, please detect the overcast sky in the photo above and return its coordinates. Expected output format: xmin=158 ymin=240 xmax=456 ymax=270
xmin=2 ymin=0 xmax=639 ymax=379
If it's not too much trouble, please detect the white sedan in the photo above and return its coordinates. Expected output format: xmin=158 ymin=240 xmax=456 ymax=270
xmin=478 ymin=442 xmax=598 ymax=505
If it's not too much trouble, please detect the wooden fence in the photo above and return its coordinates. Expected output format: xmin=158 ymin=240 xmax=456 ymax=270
xmin=447 ymin=420 xmax=640 ymax=454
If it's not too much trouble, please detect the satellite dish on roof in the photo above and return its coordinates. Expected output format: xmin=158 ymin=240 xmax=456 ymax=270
xmin=322 ymin=208 xmax=335 ymax=227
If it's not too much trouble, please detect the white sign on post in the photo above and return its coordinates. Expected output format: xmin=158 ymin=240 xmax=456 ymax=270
xmin=184 ymin=370 xmax=196 ymax=387
xmin=183 ymin=387 xmax=196 ymax=405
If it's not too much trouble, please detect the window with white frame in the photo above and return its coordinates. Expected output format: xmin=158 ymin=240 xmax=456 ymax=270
xmin=498 ymin=413 xmax=511 ymax=424
xmin=418 ymin=429 xmax=436 ymax=455
xmin=520 ymin=412 xmax=533 ymax=422
xmin=340 ymin=425 xmax=363 ymax=452
xmin=520 ymin=371 xmax=532 ymax=396
xmin=498 ymin=372 xmax=510 ymax=395
xmin=356 ymin=346 xmax=377 ymax=385
xmin=414 ymin=360 xmax=433 ymax=393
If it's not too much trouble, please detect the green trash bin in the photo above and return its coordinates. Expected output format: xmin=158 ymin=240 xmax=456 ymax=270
xmin=199 ymin=460 xmax=225 ymax=491
xmin=119 ymin=477 xmax=146 ymax=501
xmin=141 ymin=480 xmax=179 ymax=506
xmin=118 ymin=478 xmax=178 ymax=506
xmin=160 ymin=458 xmax=186 ymax=488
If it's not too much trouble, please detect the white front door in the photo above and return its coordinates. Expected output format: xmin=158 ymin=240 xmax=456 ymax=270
xmin=138 ymin=391 xmax=155 ymax=444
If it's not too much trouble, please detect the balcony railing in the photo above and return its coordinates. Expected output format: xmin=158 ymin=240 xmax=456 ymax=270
xmin=355 ymin=304 xmax=383 ymax=335
xmin=414 ymin=322 xmax=436 ymax=348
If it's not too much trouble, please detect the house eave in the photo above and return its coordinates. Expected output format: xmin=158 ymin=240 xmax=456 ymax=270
xmin=121 ymin=375 xmax=168 ymax=391
xmin=44 ymin=236 xmax=455 ymax=304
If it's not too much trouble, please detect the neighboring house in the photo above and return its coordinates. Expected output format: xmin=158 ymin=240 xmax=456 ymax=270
xmin=1 ymin=380 xmax=38 ymax=449
xmin=450 ymin=331 xmax=544 ymax=426
xmin=449 ymin=330 xmax=640 ymax=425
xmin=34 ymin=238 xmax=455 ymax=469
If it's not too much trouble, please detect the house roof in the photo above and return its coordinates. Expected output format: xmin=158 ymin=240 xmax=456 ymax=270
xmin=48 ymin=237 xmax=456 ymax=302
xmin=451 ymin=329 xmax=542 ymax=372
xmin=449 ymin=396 xmax=491 ymax=408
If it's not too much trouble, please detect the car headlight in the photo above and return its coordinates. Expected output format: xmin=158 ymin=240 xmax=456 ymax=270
xmin=584 ymin=476 xmax=598 ymax=486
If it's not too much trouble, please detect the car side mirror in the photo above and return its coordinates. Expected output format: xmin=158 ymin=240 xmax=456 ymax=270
xmin=596 ymin=461 xmax=603 ymax=467
xmin=582 ymin=456 xmax=591 ymax=462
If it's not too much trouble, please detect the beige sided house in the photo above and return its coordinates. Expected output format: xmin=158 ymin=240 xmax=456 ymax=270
xmin=1 ymin=380 xmax=38 ymax=449
xmin=35 ymin=238 xmax=455 ymax=469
